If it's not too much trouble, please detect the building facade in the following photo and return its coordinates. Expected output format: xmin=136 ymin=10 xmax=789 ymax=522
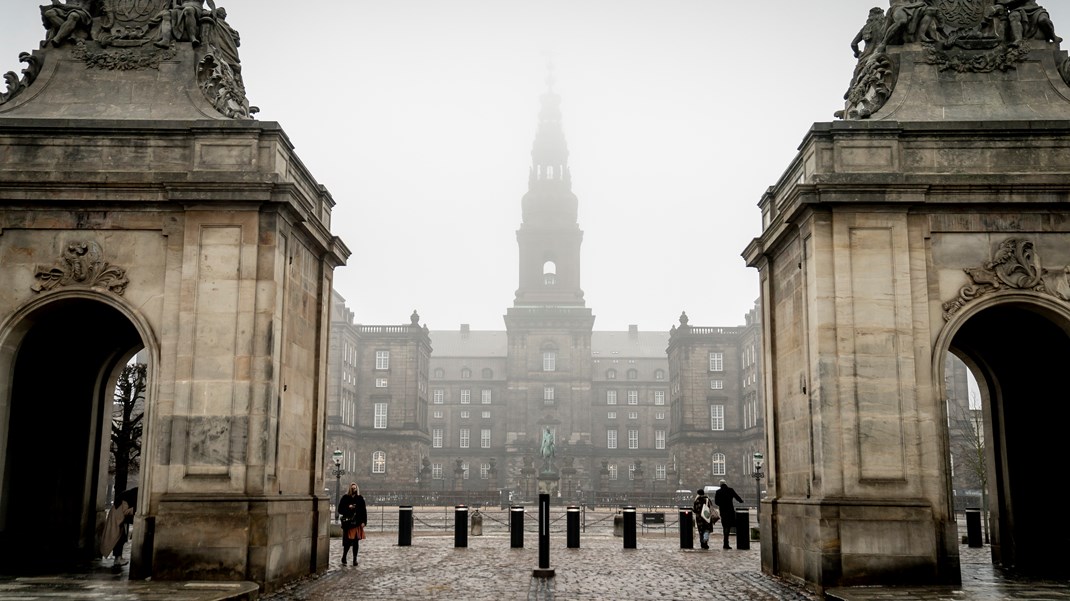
xmin=326 ymin=86 xmax=764 ymax=505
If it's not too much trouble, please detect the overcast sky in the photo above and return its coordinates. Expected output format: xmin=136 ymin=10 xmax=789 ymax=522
xmin=3 ymin=1 xmax=1066 ymax=332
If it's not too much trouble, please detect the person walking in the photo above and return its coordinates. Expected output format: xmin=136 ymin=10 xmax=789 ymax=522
xmin=100 ymin=488 xmax=136 ymax=565
xmin=338 ymin=482 xmax=367 ymax=566
xmin=692 ymin=488 xmax=717 ymax=549
xmin=713 ymin=479 xmax=744 ymax=549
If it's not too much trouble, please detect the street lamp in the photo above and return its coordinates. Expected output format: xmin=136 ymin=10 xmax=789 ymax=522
xmin=752 ymin=452 xmax=765 ymax=522
xmin=331 ymin=448 xmax=345 ymax=518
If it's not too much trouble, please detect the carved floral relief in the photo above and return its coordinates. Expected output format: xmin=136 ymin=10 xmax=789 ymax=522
xmin=942 ymin=238 xmax=1070 ymax=320
xmin=32 ymin=240 xmax=129 ymax=295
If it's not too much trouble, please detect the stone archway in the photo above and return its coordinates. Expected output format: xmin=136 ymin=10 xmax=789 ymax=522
xmin=0 ymin=294 xmax=148 ymax=572
xmin=944 ymin=298 xmax=1070 ymax=578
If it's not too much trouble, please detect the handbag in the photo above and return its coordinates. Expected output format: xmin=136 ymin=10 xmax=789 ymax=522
xmin=700 ymin=500 xmax=712 ymax=522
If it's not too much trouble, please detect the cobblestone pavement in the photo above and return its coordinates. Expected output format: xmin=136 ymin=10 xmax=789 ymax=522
xmin=262 ymin=532 xmax=819 ymax=601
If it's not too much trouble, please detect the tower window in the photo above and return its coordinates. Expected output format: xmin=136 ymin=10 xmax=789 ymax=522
xmin=543 ymin=260 xmax=557 ymax=286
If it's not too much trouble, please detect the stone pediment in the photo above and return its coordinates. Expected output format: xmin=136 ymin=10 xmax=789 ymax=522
xmin=0 ymin=1 xmax=255 ymax=120
xmin=840 ymin=0 xmax=1070 ymax=121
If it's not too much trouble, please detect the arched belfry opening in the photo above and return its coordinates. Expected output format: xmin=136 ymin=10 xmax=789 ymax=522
xmin=944 ymin=299 xmax=1070 ymax=578
xmin=0 ymin=295 xmax=148 ymax=572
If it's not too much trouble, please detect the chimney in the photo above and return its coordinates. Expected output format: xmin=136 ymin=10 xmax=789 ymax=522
xmin=461 ymin=324 xmax=470 ymax=339
xmin=629 ymin=324 xmax=638 ymax=340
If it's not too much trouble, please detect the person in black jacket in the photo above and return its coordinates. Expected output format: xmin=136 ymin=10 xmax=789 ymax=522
xmin=713 ymin=479 xmax=744 ymax=549
xmin=338 ymin=482 xmax=368 ymax=566
xmin=692 ymin=488 xmax=716 ymax=549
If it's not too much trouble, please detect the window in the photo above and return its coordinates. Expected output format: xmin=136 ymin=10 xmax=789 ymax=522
xmin=710 ymin=379 xmax=724 ymax=390
xmin=433 ymin=368 xmax=444 ymax=379
xmin=628 ymin=463 xmax=637 ymax=480
xmin=609 ymin=464 xmax=618 ymax=480
xmin=543 ymin=260 xmax=557 ymax=286
xmin=433 ymin=410 xmax=443 ymax=419
xmin=432 ymin=428 xmax=443 ymax=448
xmin=606 ymin=390 xmax=617 ymax=405
xmin=655 ymin=411 xmax=665 ymax=420
xmin=460 ymin=410 xmax=470 ymax=419
xmin=655 ymin=430 xmax=666 ymax=450
xmin=375 ymin=351 xmax=389 ymax=370
xmin=432 ymin=463 xmax=443 ymax=479
xmin=710 ymin=404 xmax=725 ymax=431
xmin=627 ymin=390 xmax=638 ymax=405
xmin=627 ymin=368 xmax=638 ymax=380
xmin=712 ymin=453 xmax=726 ymax=476
xmin=481 ymin=410 xmax=491 ymax=419
xmin=628 ymin=411 xmax=638 ymax=420
xmin=375 ymin=377 xmax=388 ymax=388
xmin=459 ymin=428 xmax=470 ymax=449
xmin=481 ymin=428 xmax=491 ymax=448
xmin=543 ymin=351 xmax=556 ymax=372
xmin=374 ymin=403 xmax=388 ymax=429
xmin=607 ymin=430 xmax=618 ymax=449
xmin=544 ymin=386 xmax=555 ymax=404
xmin=709 ymin=351 xmax=724 ymax=372
xmin=607 ymin=411 xmax=617 ymax=420
xmin=461 ymin=462 xmax=470 ymax=479
xmin=482 ymin=368 xmax=493 ymax=379
xmin=461 ymin=389 xmax=471 ymax=404
xmin=461 ymin=367 xmax=472 ymax=379
xmin=480 ymin=463 xmax=491 ymax=479
xmin=372 ymin=451 xmax=386 ymax=474
xmin=654 ymin=390 xmax=665 ymax=405
xmin=606 ymin=369 xmax=617 ymax=380
xmin=628 ymin=429 xmax=639 ymax=449
xmin=655 ymin=369 xmax=665 ymax=381
xmin=656 ymin=463 xmax=667 ymax=480
xmin=433 ymin=389 xmax=444 ymax=404
xmin=481 ymin=389 xmax=492 ymax=404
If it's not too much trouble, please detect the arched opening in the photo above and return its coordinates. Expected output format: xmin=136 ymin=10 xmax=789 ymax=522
xmin=947 ymin=300 xmax=1070 ymax=578
xmin=543 ymin=260 xmax=557 ymax=286
xmin=0 ymin=296 xmax=146 ymax=573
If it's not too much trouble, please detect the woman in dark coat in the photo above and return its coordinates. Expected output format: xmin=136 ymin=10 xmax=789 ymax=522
xmin=338 ymin=481 xmax=367 ymax=566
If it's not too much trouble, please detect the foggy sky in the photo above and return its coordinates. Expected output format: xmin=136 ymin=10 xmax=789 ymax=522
xmin=3 ymin=1 xmax=1065 ymax=332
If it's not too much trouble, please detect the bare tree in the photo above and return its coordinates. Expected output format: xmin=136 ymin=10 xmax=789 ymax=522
xmin=952 ymin=392 xmax=989 ymax=543
xmin=111 ymin=363 xmax=146 ymax=498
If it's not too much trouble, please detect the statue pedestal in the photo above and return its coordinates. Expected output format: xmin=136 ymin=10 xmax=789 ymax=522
xmin=537 ymin=473 xmax=560 ymax=498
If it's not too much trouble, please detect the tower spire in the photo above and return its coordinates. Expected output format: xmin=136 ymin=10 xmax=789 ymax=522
xmin=528 ymin=61 xmax=572 ymax=194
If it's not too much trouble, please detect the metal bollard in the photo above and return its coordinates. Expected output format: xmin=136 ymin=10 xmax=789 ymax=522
xmin=735 ymin=509 xmax=750 ymax=550
xmin=534 ymin=493 xmax=553 ymax=577
xmin=966 ymin=508 xmax=982 ymax=548
xmin=398 ymin=506 xmax=412 ymax=547
xmin=623 ymin=506 xmax=637 ymax=549
xmin=510 ymin=505 xmax=524 ymax=548
xmin=567 ymin=505 xmax=580 ymax=548
xmin=454 ymin=505 xmax=468 ymax=548
xmin=679 ymin=507 xmax=694 ymax=549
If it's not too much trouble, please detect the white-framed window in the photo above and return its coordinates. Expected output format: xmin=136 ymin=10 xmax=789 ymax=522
xmin=712 ymin=452 xmax=726 ymax=476
xmin=372 ymin=450 xmax=386 ymax=474
xmin=655 ymin=369 xmax=665 ymax=381
xmin=480 ymin=463 xmax=491 ymax=479
xmin=656 ymin=464 xmax=667 ymax=480
xmin=433 ymin=368 xmax=444 ymax=379
xmin=374 ymin=403 xmax=388 ymax=429
xmin=627 ymin=390 xmax=638 ymax=405
xmin=461 ymin=367 xmax=472 ymax=379
xmin=544 ymin=386 xmax=555 ymax=404
xmin=607 ymin=369 xmax=617 ymax=380
xmin=709 ymin=351 xmax=724 ymax=372
xmin=607 ymin=430 xmax=618 ymax=449
xmin=432 ymin=428 xmax=443 ymax=448
xmin=607 ymin=411 xmax=617 ymax=420
xmin=655 ymin=430 xmax=666 ymax=450
xmin=627 ymin=368 xmax=638 ymax=380
xmin=543 ymin=351 xmax=556 ymax=372
xmin=459 ymin=428 xmax=470 ymax=449
xmin=710 ymin=379 xmax=724 ymax=390
xmin=628 ymin=411 xmax=638 ymax=420
xmin=460 ymin=410 xmax=470 ymax=419
xmin=481 ymin=389 xmax=492 ymax=404
xmin=481 ymin=428 xmax=491 ymax=448
xmin=433 ymin=410 xmax=443 ymax=419
xmin=432 ymin=463 xmax=443 ymax=479
xmin=609 ymin=464 xmax=618 ymax=480
xmin=628 ymin=429 xmax=639 ymax=449
xmin=654 ymin=390 xmax=665 ymax=405
xmin=710 ymin=404 xmax=725 ymax=431
xmin=375 ymin=377 xmax=388 ymax=388
xmin=462 ymin=462 xmax=470 ymax=479
xmin=461 ymin=389 xmax=471 ymax=404
xmin=375 ymin=351 xmax=389 ymax=370
xmin=606 ymin=390 xmax=617 ymax=405
xmin=433 ymin=389 xmax=444 ymax=404
xmin=628 ymin=463 xmax=636 ymax=480
xmin=481 ymin=410 xmax=491 ymax=419
xmin=655 ymin=411 xmax=665 ymax=420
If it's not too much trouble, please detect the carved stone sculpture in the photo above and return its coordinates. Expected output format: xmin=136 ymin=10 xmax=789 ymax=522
xmin=32 ymin=241 xmax=129 ymax=295
xmin=0 ymin=53 xmax=43 ymax=106
xmin=943 ymin=239 xmax=1070 ymax=319
xmin=40 ymin=0 xmax=98 ymax=47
